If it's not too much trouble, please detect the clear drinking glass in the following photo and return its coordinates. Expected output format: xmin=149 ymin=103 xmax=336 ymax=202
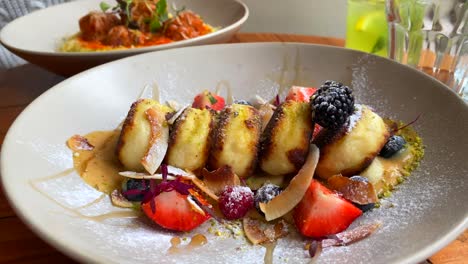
xmin=386 ymin=0 xmax=468 ymax=101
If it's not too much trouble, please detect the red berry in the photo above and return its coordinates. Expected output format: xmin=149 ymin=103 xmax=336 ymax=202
xmin=192 ymin=90 xmax=225 ymax=111
xmin=293 ymin=180 xmax=362 ymax=238
xmin=141 ymin=190 xmax=210 ymax=231
xmin=285 ymin=86 xmax=317 ymax=102
xmin=219 ymin=186 xmax=254 ymax=220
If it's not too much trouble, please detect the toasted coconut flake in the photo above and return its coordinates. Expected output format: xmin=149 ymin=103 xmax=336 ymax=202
xmin=110 ymin=189 xmax=134 ymax=208
xmin=119 ymin=166 xmax=194 ymax=181
xmin=141 ymin=107 xmax=169 ymax=174
xmin=167 ymin=104 xmax=189 ymax=125
xmin=187 ymin=195 xmax=206 ymax=216
xmin=258 ymin=103 xmax=276 ymax=132
xmin=191 ymin=177 xmax=219 ymax=201
xmin=327 ymin=175 xmax=378 ymax=205
xmin=260 ymin=144 xmax=320 ymax=221
xmin=321 ymin=222 xmax=381 ymax=247
xmin=202 ymin=166 xmax=241 ymax=195
xmin=166 ymin=100 xmax=181 ymax=111
xmin=119 ymin=171 xmax=176 ymax=180
xmin=137 ymin=84 xmax=152 ymax=100
xmin=66 ymin=135 xmax=94 ymax=151
xmin=152 ymin=83 xmax=160 ymax=102
xmin=251 ymin=95 xmax=268 ymax=107
xmin=243 ymin=217 xmax=288 ymax=245
xmin=215 ymin=80 xmax=233 ymax=105
xmin=167 ymin=165 xmax=195 ymax=179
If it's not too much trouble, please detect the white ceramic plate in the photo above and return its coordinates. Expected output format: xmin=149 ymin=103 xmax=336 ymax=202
xmin=1 ymin=43 xmax=467 ymax=264
xmin=0 ymin=0 xmax=248 ymax=76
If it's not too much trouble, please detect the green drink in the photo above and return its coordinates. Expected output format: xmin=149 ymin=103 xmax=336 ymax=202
xmin=346 ymin=0 xmax=388 ymax=57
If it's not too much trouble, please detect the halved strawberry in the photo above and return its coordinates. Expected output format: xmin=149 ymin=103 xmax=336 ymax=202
xmin=285 ymin=86 xmax=317 ymax=102
xmin=192 ymin=90 xmax=225 ymax=111
xmin=142 ymin=190 xmax=211 ymax=231
xmin=312 ymin=124 xmax=322 ymax=139
xmin=293 ymin=180 xmax=362 ymax=238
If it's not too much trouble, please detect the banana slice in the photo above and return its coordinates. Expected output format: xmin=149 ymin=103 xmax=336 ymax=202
xmin=116 ymin=99 xmax=173 ymax=172
xmin=259 ymin=100 xmax=313 ymax=175
xmin=208 ymin=104 xmax=262 ymax=178
xmin=314 ymin=105 xmax=390 ymax=179
xmin=166 ymin=108 xmax=214 ymax=172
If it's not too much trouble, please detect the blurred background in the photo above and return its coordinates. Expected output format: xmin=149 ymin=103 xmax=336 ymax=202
xmin=241 ymin=0 xmax=347 ymax=38
xmin=0 ymin=0 xmax=348 ymax=68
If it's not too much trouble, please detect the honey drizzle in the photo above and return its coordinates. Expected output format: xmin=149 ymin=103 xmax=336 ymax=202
xmin=32 ymin=168 xmax=75 ymax=182
xmin=74 ymin=193 xmax=106 ymax=210
xmin=168 ymin=234 xmax=208 ymax=254
xmin=262 ymin=241 xmax=277 ymax=264
xmin=29 ymin=169 xmax=140 ymax=225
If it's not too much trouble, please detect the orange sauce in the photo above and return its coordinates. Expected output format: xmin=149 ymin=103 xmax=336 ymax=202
xmin=76 ymin=24 xmax=211 ymax=51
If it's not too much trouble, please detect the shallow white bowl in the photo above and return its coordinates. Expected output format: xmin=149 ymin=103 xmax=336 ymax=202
xmin=1 ymin=43 xmax=467 ymax=264
xmin=0 ymin=0 xmax=248 ymax=76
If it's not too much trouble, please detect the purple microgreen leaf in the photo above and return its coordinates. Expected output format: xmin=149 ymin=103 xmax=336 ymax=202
xmin=394 ymin=113 xmax=422 ymax=133
xmin=161 ymin=164 xmax=168 ymax=181
xmin=150 ymin=179 xmax=156 ymax=192
xmin=142 ymin=190 xmax=155 ymax=204
xmin=274 ymin=94 xmax=280 ymax=106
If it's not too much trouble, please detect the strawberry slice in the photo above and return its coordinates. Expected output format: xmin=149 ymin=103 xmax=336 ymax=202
xmin=285 ymin=86 xmax=317 ymax=102
xmin=285 ymin=86 xmax=322 ymax=138
xmin=312 ymin=124 xmax=322 ymax=139
xmin=293 ymin=180 xmax=362 ymax=238
xmin=142 ymin=190 xmax=210 ymax=231
xmin=192 ymin=90 xmax=225 ymax=111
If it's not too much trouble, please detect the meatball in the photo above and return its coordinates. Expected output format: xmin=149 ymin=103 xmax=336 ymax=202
xmin=164 ymin=11 xmax=208 ymax=41
xmin=104 ymin=26 xmax=145 ymax=47
xmin=79 ymin=12 xmax=121 ymax=41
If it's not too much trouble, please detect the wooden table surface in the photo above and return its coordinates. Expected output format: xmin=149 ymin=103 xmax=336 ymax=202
xmin=0 ymin=33 xmax=466 ymax=263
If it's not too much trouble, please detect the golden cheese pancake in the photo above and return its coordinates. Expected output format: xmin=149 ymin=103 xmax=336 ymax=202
xmin=314 ymin=105 xmax=389 ymax=179
xmin=166 ymin=108 xmax=214 ymax=172
xmin=208 ymin=104 xmax=262 ymax=178
xmin=259 ymin=101 xmax=313 ymax=176
xmin=116 ymin=99 xmax=173 ymax=172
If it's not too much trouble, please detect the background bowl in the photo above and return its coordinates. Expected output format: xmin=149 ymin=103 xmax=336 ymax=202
xmin=0 ymin=0 xmax=248 ymax=76
xmin=1 ymin=43 xmax=467 ymax=264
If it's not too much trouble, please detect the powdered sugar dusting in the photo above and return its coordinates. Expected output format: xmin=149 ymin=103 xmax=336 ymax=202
xmin=11 ymin=44 xmax=468 ymax=264
xmin=347 ymin=104 xmax=363 ymax=133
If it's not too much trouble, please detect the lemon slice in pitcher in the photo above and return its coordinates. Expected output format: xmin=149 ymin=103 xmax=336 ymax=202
xmin=354 ymin=11 xmax=388 ymax=56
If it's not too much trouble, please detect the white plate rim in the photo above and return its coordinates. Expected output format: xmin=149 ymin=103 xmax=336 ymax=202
xmin=1 ymin=42 xmax=467 ymax=264
xmin=0 ymin=0 xmax=249 ymax=57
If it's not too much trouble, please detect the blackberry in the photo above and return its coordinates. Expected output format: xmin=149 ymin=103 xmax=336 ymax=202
xmin=254 ymin=183 xmax=282 ymax=212
xmin=379 ymin=135 xmax=406 ymax=158
xmin=310 ymin=80 xmax=355 ymax=130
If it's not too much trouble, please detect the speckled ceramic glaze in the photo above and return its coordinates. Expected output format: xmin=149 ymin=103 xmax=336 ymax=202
xmin=1 ymin=43 xmax=467 ymax=264
xmin=0 ymin=0 xmax=248 ymax=75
